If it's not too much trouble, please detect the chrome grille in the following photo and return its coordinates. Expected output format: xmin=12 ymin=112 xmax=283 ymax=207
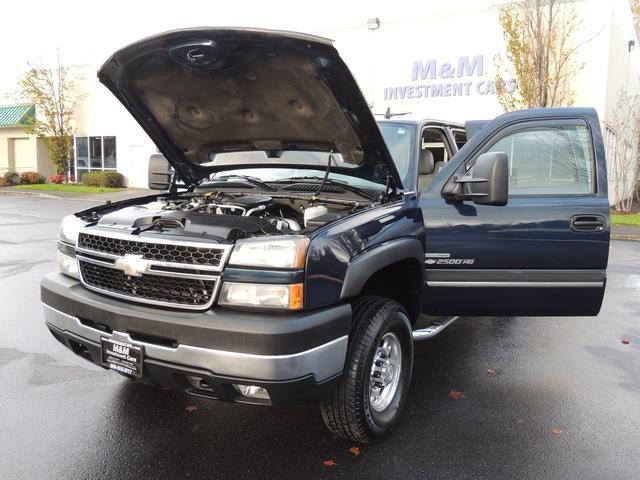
xmin=79 ymin=261 xmax=216 ymax=307
xmin=76 ymin=230 xmax=231 ymax=310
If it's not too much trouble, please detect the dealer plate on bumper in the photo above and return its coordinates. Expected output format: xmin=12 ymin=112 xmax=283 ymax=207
xmin=101 ymin=337 xmax=143 ymax=379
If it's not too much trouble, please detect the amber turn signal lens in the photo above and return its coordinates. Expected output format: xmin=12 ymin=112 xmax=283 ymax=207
xmin=293 ymin=238 xmax=310 ymax=269
xmin=289 ymin=283 xmax=304 ymax=310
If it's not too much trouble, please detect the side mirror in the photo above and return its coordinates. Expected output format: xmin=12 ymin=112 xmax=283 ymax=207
xmin=470 ymin=152 xmax=508 ymax=206
xmin=442 ymin=152 xmax=508 ymax=206
xmin=148 ymin=153 xmax=172 ymax=190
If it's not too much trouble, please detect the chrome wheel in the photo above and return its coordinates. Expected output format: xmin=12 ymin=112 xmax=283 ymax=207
xmin=369 ymin=332 xmax=402 ymax=412
xmin=321 ymin=297 xmax=413 ymax=442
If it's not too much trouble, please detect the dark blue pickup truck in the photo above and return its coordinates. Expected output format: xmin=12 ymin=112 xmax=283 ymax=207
xmin=41 ymin=28 xmax=609 ymax=443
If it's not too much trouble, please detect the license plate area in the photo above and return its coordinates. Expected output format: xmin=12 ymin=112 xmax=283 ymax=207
xmin=101 ymin=337 xmax=143 ymax=379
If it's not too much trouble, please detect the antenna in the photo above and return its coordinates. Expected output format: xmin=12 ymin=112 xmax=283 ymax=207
xmin=373 ymin=107 xmax=412 ymax=119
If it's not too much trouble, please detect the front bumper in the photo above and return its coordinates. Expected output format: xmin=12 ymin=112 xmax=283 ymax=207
xmin=41 ymin=272 xmax=351 ymax=404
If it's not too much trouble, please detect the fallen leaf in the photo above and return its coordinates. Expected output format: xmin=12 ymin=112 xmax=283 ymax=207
xmin=551 ymin=427 xmax=563 ymax=436
xmin=185 ymin=405 xmax=198 ymax=413
xmin=486 ymin=368 xmax=497 ymax=376
xmin=323 ymin=459 xmax=337 ymax=466
xmin=621 ymin=339 xmax=630 ymax=345
xmin=448 ymin=389 xmax=465 ymax=399
xmin=348 ymin=446 xmax=361 ymax=456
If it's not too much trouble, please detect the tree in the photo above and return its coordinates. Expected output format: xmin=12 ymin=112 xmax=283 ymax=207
xmin=631 ymin=0 xmax=640 ymax=202
xmin=608 ymin=91 xmax=640 ymax=212
xmin=495 ymin=0 xmax=586 ymax=111
xmin=19 ymin=56 xmax=76 ymax=175
xmin=632 ymin=0 xmax=640 ymax=39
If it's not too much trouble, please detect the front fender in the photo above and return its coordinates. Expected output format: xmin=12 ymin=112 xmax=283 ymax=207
xmin=340 ymin=238 xmax=425 ymax=299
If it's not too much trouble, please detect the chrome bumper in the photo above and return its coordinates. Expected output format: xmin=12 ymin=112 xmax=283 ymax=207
xmin=43 ymin=303 xmax=348 ymax=382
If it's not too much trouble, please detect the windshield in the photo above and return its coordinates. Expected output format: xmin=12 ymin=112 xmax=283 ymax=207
xmin=207 ymin=168 xmax=384 ymax=189
xmin=378 ymin=122 xmax=417 ymax=189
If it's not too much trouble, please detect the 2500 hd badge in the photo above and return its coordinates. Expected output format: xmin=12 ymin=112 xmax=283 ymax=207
xmin=41 ymin=28 xmax=610 ymax=443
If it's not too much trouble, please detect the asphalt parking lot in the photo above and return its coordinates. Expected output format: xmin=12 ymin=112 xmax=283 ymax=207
xmin=1 ymin=194 xmax=639 ymax=480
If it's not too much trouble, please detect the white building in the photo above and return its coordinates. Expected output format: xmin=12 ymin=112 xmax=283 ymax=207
xmin=72 ymin=66 xmax=158 ymax=187
xmin=41 ymin=0 xmax=640 ymax=202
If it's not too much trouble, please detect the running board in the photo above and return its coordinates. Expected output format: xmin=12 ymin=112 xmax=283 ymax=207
xmin=412 ymin=316 xmax=459 ymax=341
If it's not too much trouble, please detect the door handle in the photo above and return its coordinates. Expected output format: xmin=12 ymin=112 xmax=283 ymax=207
xmin=570 ymin=215 xmax=607 ymax=232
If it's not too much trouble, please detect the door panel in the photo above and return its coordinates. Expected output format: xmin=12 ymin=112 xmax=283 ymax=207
xmin=420 ymin=108 xmax=610 ymax=317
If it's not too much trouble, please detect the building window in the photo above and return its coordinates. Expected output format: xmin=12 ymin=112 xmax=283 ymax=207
xmin=74 ymin=136 xmax=117 ymax=180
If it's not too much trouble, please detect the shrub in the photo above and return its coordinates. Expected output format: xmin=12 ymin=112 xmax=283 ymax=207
xmin=3 ymin=172 xmax=21 ymax=186
xmin=81 ymin=171 xmax=101 ymax=186
xmin=0 ymin=177 xmax=7 ymax=187
xmin=49 ymin=174 xmax=65 ymax=184
xmin=81 ymin=171 xmax=124 ymax=188
xmin=99 ymin=171 xmax=125 ymax=188
xmin=20 ymin=172 xmax=46 ymax=184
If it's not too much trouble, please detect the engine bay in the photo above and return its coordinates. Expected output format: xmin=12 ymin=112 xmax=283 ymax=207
xmin=94 ymin=191 xmax=369 ymax=241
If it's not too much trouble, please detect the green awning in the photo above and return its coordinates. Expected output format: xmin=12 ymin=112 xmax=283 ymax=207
xmin=0 ymin=104 xmax=35 ymax=127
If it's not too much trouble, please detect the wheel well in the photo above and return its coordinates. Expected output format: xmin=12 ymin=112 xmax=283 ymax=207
xmin=358 ymin=258 xmax=423 ymax=322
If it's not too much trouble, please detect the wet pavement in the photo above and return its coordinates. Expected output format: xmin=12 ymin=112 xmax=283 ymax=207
xmin=1 ymin=195 xmax=639 ymax=479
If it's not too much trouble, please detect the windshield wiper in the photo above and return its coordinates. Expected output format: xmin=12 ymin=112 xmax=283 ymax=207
xmin=275 ymin=176 xmax=377 ymax=201
xmin=206 ymin=175 xmax=276 ymax=191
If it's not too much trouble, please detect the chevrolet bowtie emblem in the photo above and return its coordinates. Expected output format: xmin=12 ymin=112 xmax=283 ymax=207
xmin=114 ymin=254 xmax=149 ymax=277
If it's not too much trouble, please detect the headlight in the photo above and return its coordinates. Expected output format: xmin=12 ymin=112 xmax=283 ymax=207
xmin=57 ymin=215 xmax=85 ymax=279
xmin=57 ymin=242 xmax=79 ymax=278
xmin=218 ymin=282 xmax=303 ymax=310
xmin=228 ymin=236 xmax=309 ymax=269
xmin=59 ymin=214 xmax=85 ymax=245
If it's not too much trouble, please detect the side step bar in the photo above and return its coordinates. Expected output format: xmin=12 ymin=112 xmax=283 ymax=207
xmin=412 ymin=316 xmax=459 ymax=341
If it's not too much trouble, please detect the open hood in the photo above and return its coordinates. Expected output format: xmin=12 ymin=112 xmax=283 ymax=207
xmin=98 ymin=28 xmax=403 ymax=189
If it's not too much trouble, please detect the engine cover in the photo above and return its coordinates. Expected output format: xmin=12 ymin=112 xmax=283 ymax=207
xmin=170 ymin=211 xmax=277 ymax=240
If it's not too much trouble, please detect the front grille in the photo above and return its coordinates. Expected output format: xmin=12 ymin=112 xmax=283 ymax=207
xmin=79 ymin=261 xmax=216 ymax=307
xmin=78 ymin=232 xmax=225 ymax=266
xmin=76 ymin=230 xmax=230 ymax=309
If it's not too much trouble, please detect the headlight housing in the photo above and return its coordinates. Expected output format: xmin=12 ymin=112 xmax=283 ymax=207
xmin=219 ymin=282 xmax=303 ymax=310
xmin=228 ymin=236 xmax=309 ymax=269
xmin=57 ymin=215 xmax=85 ymax=279
xmin=57 ymin=247 xmax=79 ymax=278
xmin=59 ymin=214 xmax=85 ymax=245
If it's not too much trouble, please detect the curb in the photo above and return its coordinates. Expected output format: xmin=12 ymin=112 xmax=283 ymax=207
xmin=0 ymin=189 xmax=59 ymax=199
xmin=0 ymin=190 xmax=115 ymax=202
xmin=611 ymin=234 xmax=640 ymax=241
xmin=0 ymin=188 xmax=152 ymax=203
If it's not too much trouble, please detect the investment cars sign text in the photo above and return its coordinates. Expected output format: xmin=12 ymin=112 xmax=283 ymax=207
xmin=383 ymin=55 xmax=516 ymax=101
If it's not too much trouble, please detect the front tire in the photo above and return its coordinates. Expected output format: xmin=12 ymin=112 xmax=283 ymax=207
xmin=320 ymin=297 xmax=414 ymax=443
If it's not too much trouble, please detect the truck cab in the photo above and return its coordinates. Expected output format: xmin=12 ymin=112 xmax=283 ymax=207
xmin=41 ymin=28 xmax=610 ymax=444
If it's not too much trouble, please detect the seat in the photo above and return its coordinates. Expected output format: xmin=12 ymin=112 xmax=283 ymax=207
xmin=418 ymin=149 xmax=435 ymax=190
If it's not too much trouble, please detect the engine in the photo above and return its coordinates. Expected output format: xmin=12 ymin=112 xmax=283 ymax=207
xmin=95 ymin=192 xmax=305 ymax=241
